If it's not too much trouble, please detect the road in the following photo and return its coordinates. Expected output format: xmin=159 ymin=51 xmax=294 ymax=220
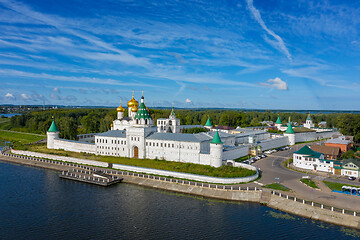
xmin=253 ymin=145 xmax=360 ymax=211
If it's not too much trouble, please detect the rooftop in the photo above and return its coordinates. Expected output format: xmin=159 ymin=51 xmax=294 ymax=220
xmin=294 ymin=145 xmax=322 ymax=158
xmin=95 ymin=130 xmax=126 ymax=138
xmin=146 ymin=132 xmax=210 ymax=142
xmin=325 ymin=137 xmax=352 ymax=145
xmin=310 ymin=145 xmax=340 ymax=156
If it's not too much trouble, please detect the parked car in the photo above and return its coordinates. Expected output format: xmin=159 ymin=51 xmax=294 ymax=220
xmin=243 ymin=160 xmax=249 ymax=164
xmin=348 ymin=176 xmax=356 ymax=181
xmin=261 ymin=154 xmax=267 ymax=158
xmin=255 ymin=156 xmax=261 ymax=160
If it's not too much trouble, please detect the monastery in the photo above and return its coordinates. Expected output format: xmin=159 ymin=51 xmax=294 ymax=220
xmin=47 ymin=93 xmax=339 ymax=168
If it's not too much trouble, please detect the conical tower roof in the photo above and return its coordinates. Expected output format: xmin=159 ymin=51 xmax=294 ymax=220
xmin=134 ymin=95 xmax=151 ymax=120
xmin=170 ymin=106 xmax=175 ymax=117
xmin=48 ymin=117 xmax=59 ymax=132
xmin=211 ymin=130 xmax=223 ymax=144
xmin=285 ymin=122 xmax=294 ymax=134
xmin=205 ymin=117 xmax=212 ymax=127
xmin=275 ymin=116 xmax=282 ymax=124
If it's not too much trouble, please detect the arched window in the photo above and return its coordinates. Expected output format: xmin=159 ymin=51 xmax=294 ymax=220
xmin=145 ymin=119 xmax=148 ymax=124
xmin=136 ymin=119 xmax=139 ymax=124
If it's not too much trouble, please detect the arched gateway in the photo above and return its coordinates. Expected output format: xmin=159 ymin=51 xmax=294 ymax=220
xmin=133 ymin=146 xmax=139 ymax=158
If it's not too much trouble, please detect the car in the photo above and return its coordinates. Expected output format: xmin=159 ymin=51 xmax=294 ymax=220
xmin=243 ymin=160 xmax=249 ymax=164
xmin=261 ymin=154 xmax=267 ymax=158
xmin=348 ymin=176 xmax=356 ymax=181
xmin=255 ymin=156 xmax=261 ymax=160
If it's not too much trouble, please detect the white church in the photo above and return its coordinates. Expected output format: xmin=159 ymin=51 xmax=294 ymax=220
xmin=47 ymin=93 xmax=339 ymax=168
xmin=47 ymin=93 xmax=225 ymax=167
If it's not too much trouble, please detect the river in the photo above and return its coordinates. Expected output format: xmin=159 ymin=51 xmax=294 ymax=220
xmin=0 ymin=160 xmax=359 ymax=239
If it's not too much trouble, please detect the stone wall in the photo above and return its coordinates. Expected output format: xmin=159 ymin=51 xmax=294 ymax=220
xmin=222 ymin=145 xmax=249 ymax=160
xmin=111 ymin=163 xmax=259 ymax=184
xmin=258 ymin=136 xmax=289 ymax=150
xmin=11 ymin=149 xmax=108 ymax=167
xmin=54 ymin=139 xmax=96 ymax=154
xmin=10 ymin=149 xmax=258 ymax=184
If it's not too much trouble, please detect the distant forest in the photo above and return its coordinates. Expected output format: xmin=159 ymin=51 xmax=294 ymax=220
xmin=2 ymin=108 xmax=360 ymax=142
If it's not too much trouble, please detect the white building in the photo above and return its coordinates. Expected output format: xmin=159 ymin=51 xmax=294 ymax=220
xmin=47 ymin=94 xmax=339 ymax=167
xmin=304 ymin=114 xmax=315 ymax=129
xmin=47 ymin=93 xmax=233 ymax=167
xmin=293 ymin=145 xmax=333 ymax=173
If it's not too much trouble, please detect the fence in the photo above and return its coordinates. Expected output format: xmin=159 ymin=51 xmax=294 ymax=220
xmin=270 ymin=190 xmax=359 ymax=217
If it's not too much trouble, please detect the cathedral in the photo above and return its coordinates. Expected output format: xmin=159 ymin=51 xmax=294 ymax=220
xmin=47 ymin=93 xmax=226 ymax=167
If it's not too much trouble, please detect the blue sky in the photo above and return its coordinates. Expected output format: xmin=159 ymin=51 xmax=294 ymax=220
xmin=0 ymin=0 xmax=359 ymax=110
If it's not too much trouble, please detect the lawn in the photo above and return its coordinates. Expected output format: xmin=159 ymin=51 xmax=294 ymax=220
xmin=323 ymin=181 xmax=359 ymax=191
xmin=15 ymin=143 xmax=257 ymax=178
xmin=0 ymin=130 xmax=46 ymax=145
xmin=263 ymin=183 xmax=290 ymax=191
xmin=300 ymin=179 xmax=319 ymax=189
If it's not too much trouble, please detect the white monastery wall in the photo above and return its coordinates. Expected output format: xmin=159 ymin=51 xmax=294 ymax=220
xmin=54 ymin=139 xmax=96 ymax=154
xmin=222 ymin=145 xmax=249 ymax=160
xmin=11 ymin=149 xmax=108 ymax=167
xmin=10 ymin=150 xmax=257 ymax=184
xmin=112 ymin=163 xmax=258 ymax=184
xmin=258 ymin=136 xmax=289 ymax=150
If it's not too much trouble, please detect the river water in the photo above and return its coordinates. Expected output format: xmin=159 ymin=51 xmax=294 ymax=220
xmin=0 ymin=161 xmax=359 ymax=240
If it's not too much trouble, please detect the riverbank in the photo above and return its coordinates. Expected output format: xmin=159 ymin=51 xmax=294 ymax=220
xmin=0 ymin=152 xmax=359 ymax=230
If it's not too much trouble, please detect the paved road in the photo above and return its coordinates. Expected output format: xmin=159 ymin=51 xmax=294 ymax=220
xmin=254 ymin=146 xmax=360 ymax=211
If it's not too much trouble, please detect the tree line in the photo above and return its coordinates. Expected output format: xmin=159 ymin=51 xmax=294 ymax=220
xmin=5 ymin=108 xmax=360 ymax=142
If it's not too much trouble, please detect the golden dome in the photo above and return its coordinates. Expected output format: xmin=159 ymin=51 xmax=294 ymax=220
xmin=131 ymin=105 xmax=138 ymax=112
xmin=110 ymin=123 xmax=113 ymax=127
xmin=117 ymin=100 xmax=125 ymax=112
xmin=127 ymin=91 xmax=139 ymax=108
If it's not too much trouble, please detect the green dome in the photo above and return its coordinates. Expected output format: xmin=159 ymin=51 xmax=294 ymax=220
xmin=134 ymin=102 xmax=151 ymax=120
xmin=211 ymin=130 xmax=223 ymax=144
xmin=275 ymin=116 xmax=282 ymax=124
xmin=48 ymin=119 xmax=59 ymax=132
xmin=205 ymin=117 xmax=212 ymax=127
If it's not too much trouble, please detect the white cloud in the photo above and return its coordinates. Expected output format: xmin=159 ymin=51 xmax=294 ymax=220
xmin=185 ymin=98 xmax=191 ymax=103
xmin=20 ymin=93 xmax=30 ymax=100
xmin=5 ymin=92 xmax=14 ymax=99
xmin=246 ymin=0 xmax=291 ymax=61
xmin=261 ymin=77 xmax=288 ymax=90
xmin=52 ymin=87 xmax=60 ymax=93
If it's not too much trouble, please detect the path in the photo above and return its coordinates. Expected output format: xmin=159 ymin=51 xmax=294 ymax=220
xmin=0 ymin=129 xmax=46 ymax=137
xmin=254 ymin=146 xmax=360 ymax=212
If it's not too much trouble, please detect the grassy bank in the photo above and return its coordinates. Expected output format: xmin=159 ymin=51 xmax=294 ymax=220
xmin=263 ymin=183 xmax=290 ymax=191
xmin=0 ymin=130 xmax=45 ymax=145
xmin=323 ymin=181 xmax=359 ymax=191
xmin=300 ymin=179 xmax=319 ymax=189
xmin=15 ymin=144 xmax=256 ymax=178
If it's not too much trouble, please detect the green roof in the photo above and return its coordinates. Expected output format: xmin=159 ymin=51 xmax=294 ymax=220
xmin=48 ymin=119 xmax=59 ymax=132
xmin=170 ymin=107 xmax=175 ymax=117
xmin=294 ymin=145 xmax=322 ymax=158
xmin=285 ymin=122 xmax=294 ymax=134
xmin=205 ymin=117 xmax=212 ymax=127
xmin=210 ymin=130 xmax=223 ymax=144
xmin=306 ymin=114 xmax=312 ymax=121
xmin=134 ymin=102 xmax=151 ymax=120
xmin=275 ymin=116 xmax=282 ymax=124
